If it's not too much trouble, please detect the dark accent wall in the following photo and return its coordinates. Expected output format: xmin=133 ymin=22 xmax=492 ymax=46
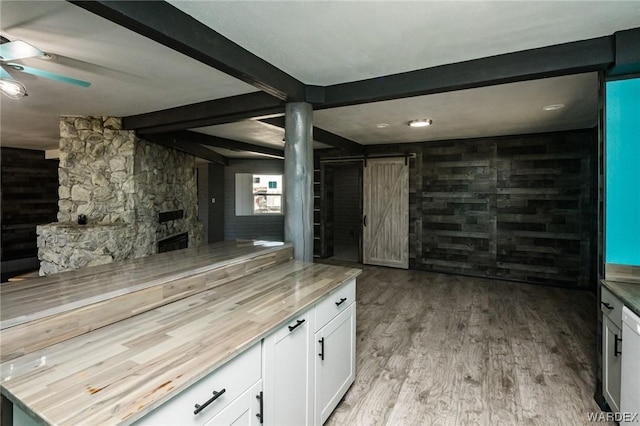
xmin=224 ymin=159 xmax=284 ymax=241
xmin=419 ymin=130 xmax=597 ymax=288
xmin=1 ymin=148 xmax=58 ymax=262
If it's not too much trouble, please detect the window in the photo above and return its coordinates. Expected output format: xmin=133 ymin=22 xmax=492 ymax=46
xmin=236 ymin=173 xmax=283 ymax=215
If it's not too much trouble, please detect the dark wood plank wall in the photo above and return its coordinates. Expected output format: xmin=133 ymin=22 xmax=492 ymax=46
xmin=317 ymin=128 xmax=597 ymax=289
xmin=420 ymin=139 xmax=498 ymax=278
xmin=417 ymin=130 xmax=597 ymax=289
xmin=1 ymin=147 xmax=59 ymax=261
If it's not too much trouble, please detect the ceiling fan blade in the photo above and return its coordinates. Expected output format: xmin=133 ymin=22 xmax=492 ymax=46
xmin=8 ymin=63 xmax=91 ymax=88
xmin=0 ymin=40 xmax=45 ymax=61
xmin=0 ymin=66 xmax=16 ymax=80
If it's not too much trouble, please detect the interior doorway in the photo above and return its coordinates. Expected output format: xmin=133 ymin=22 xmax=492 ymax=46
xmin=323 ymin=161 xmax=363 ymax=262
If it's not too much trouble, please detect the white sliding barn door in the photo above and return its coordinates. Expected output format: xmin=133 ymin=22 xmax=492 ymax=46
xmin=362 ymin=158 xmax=409 ymax=269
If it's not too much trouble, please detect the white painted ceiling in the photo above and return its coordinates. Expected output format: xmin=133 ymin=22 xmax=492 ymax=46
xmin=170 ymin=1 xmax=640 ymax=85
xmin=1 ymin=1 xmax=639 ymax=155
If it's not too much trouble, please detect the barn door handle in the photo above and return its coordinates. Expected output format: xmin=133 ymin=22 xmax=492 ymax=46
xmin=614 ymin=334 xmax=622 ymax=357
xmin=363 ymin=215 xmax=367 ymax=227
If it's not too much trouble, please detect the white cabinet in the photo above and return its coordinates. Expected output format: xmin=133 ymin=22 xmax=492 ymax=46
xmin=313 ymin=280 xmax=356 ymax=425
xmin=135 ymin=342 xmax=262 ymax=426
xmin=314 ymin=300 xmax=356 ymax=425
xmin=262 ymin=310 xmax=314 ymax=426
xmin=603 ymin=316 xmax=622 ymax=412
xmin=620 ymin=306 xmax=640 ymax=425
xmin=263 ymin=278 xmax=357 ymax=426
xmin=601 ymin=286 xmax=623 ymax=412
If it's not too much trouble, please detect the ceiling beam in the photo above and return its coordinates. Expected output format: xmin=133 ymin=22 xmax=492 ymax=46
xmin=261 ymin=117 xmax=364 ymax=153
xmin=68 ymin=0 xmax=305 ymax=101
xmin=169 ymin=130 xmax=284 ymax=158
xmin=320 ymin=36 xmax=615 ymax=108
xmin=124 ymin=92 xmax=284 ymax=134
xmin=609 ymin=27 xmax=640 ymax=76
xmin=142 ymin=134 xmax=228 ymax=165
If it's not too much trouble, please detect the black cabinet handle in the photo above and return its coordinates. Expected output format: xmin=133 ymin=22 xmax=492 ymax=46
xmin=335 ymin=297 xmax=347 ymax=307
xmin=614 ymin=334 xmax=622 ymax=357
xmin=363 ymin=215 xmax=367 ymax=227
xmin=194 ymin=388 xmax=226 ymax=415
xmin=288 ymin=318 xmax=306 ymax=332
xmin=256 ymin=391 xmax=263 ymax=423
xmin=318 ymin=337 xmax=325 ymax=361
xmin=601 ymin=301 xmax=614 ymax=310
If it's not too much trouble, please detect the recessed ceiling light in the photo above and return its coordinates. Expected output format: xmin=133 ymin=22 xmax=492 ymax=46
xmin=542 ymin=104 xmax=565 ymax=111
xmin=376 ymin=123 xmax=389 ymax=128
xmin=408 ymin=119 xmax=433 ymax=128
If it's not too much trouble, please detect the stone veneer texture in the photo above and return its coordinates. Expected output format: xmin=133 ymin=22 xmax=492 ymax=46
xmin=38 ymin=116 xmax=202 ymax=275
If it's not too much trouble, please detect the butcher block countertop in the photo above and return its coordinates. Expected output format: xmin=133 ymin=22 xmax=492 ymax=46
xmin=602 ymin=279 xmax=640 ymax=317
xmin=1 ymin=240 xmax=290 ymax=330
xmin=0 ymin=260 xmax=361 ymax=425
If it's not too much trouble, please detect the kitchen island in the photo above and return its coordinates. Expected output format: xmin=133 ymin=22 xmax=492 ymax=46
xmin=1 ymin=241 xmax=361 ymax=425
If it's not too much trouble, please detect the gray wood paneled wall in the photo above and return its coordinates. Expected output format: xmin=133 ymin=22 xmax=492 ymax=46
xmin=223 ymin=159 xmax=284 ymax=241
xmin=416 ymin=130 xmax=596 ymax=288
xmin=1 ymin=148 xmax=58 ymax=263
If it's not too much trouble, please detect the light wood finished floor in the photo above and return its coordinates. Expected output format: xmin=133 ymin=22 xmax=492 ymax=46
xmin=319 ymin=261 xmax=610 ymax=426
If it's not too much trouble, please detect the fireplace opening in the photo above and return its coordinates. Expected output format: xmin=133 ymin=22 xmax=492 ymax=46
xmin=158 ymin=232 xmax=188 ymax=253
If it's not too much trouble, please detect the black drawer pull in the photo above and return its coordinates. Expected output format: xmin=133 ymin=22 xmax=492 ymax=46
xmin=194 ymin=388 xmax=226 ymax=415
xmin=288 ymin=318 xmax=306 ymax=332
xmin=601 ymin=301 xmax=614 ymax=310
xmin=318 ymin=337 xmax=325 ymax=361
xmin=614 ymin=334 xmax=622 ymax=357
xmin=335 ymin=297 xmax=347 ymax=307
xmin=256 ymin=391 xmax=263 ymax=423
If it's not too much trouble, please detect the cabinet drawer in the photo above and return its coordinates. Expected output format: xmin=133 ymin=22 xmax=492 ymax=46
xmin=315 ymin=279 xmax=356 ymax=332
xmin=601 ymin=286 xmax=624 ymax=328
xmin=136 ymin=342 xmax=261 ymax=426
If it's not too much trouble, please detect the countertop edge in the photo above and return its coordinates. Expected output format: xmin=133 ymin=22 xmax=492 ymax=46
xmin=601 ymin=279 xmax=640 ymax=317
xmin=0 ymin=243 xmax=294 ymax=330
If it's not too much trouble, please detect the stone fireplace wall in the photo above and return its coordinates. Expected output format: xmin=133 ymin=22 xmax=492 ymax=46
xmin=38 ymin=116 xmax=202 ymax=275
xmin=133 ymin=139 xmax=201 ymax=258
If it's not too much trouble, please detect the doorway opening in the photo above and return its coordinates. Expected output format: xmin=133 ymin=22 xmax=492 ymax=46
xmin=323 ymin=161 xmax=363 ymax=263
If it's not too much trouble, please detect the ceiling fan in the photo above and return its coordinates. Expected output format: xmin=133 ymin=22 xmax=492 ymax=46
xmin=0 ymin=38 xmax=91 ymax=99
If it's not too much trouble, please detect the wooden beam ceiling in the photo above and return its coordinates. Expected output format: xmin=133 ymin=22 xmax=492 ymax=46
xmin=142 ymin=133 xmax=228 ymax=165
xmin=261 ymin=117 xmax=364 ymax=153
xmin=125 ymin=92 xmax=284 ymax=134
xmin=320 ymin=36 xmax=615 ymax=109
xmin=72 ymin=1 xmax=637 ymax=149
xmin=166 ymin=130 xmax=284 ymax=158
xmin=69 ymin=0 xmax=305 ymax=101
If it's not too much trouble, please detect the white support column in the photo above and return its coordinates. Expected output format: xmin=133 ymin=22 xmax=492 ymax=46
xmin=284 ymin=102 xmax=313 ymax=261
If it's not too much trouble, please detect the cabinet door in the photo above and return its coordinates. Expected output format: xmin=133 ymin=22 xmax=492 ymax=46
xmin=205 ymin=380 xmax=263 ymax=426
xmin=263 ymin=311 xmax=314 ymax=426
xmin=314 ymin=303 xmax=356 ymax=425
xmin=603 ymin=317 xmax=622 ymax=412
